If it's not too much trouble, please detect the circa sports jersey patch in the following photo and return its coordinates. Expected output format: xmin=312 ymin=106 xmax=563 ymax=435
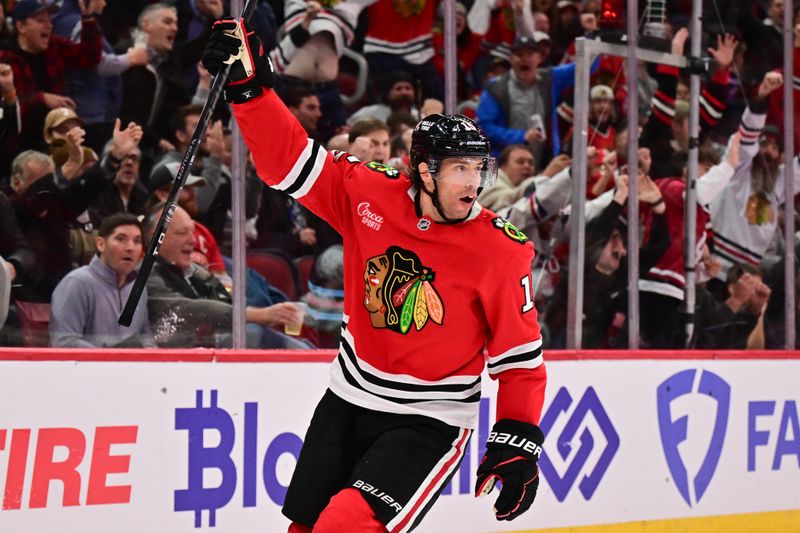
xmin=363 ymin=246 xmax=444 ymax=334
xmin=364 ymin=161 xmax=400 ymax=179
xmin=357 ymin=202 xmax=384 ymax=231
xmin=491 ymin=217 xmax=529 ymax=244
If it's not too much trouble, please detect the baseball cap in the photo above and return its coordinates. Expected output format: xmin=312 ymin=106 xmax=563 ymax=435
xmin=12 ymin=0 xmax=59 ymax=24
xmin=148 ymin=161 xmax=206 ymax=192
xmin=590 ymin=84 xmax=614 ymax=100
xmin=759 ymin=125 xmax=784 ymax=151
xmin=43 ymin=107 xmax=84 ymax=138
xmin=556 ymin=0 xmax=579 ymax=10
xmin=511 ymin=36 xmax=540 ymax=53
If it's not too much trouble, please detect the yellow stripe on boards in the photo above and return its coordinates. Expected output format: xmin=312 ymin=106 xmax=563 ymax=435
xmin=505 ymin=510 xmax=800 ymax=533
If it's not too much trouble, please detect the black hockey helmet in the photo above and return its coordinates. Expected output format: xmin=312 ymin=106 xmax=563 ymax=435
xmin=410 ymin=114 xmax=496 ymax=187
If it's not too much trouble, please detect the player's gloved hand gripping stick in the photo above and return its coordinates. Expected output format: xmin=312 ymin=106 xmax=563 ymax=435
xmin=475 ymin=419 xmax=544 ymax=521
xmin=118 ymin=0 xmax=263 ymax=326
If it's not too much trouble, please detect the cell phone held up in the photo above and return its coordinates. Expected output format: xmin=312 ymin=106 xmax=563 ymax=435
xmin=529 ymin=114 xmax=546 ymax=141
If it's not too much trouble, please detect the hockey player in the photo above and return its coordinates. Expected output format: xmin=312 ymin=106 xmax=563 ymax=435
xmin=203 ymin=19 xmax=547 ymax=532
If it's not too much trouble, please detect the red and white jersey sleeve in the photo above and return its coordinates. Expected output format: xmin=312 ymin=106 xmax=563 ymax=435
xmin=479 ymin=237 xmax=546 ymax=425
xmin=233 ymin=90 xmax=351 ymax=233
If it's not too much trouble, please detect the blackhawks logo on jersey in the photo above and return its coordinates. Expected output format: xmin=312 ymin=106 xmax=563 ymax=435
xmin=393 ymin=0 xmax=425 ymax=18
xmin=491 ymin=217 xmax=528 ymax=244
xmin=365 ymin=161 xmax=401 ymax=179
xmin=363 ymin=246 xmax=444 ymax=334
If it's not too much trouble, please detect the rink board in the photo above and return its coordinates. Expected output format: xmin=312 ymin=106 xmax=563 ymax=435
xmin=0 ymin=349 xmax=798 ymax=533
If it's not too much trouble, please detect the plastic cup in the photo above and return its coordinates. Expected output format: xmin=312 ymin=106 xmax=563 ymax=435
xmin=284 ymin=302 xmax=307 ymax=336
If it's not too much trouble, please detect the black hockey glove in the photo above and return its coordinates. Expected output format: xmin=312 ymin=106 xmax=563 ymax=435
xmin=201 ymin=18 xmax=276 ymax=104
xmin=475 ymin=419 xmax=544 ymax=521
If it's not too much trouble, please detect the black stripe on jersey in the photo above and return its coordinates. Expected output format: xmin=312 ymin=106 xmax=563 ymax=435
xmin=714 ymin=232 xmax=762 ymax=260
xmin=340 ymin=336 xmax=481 ymax=394
xmin=740 ymin=122 xmax=761 ymax=134
xmin=336 ymin=354 xmax=482 ymax=405
xmin=284 ymin=141 xmax=321 ymax=196
xmin=363 ymin=38 xmax=432 ymax=55
xmin=486 ymin=347 xmax=543 ymax=371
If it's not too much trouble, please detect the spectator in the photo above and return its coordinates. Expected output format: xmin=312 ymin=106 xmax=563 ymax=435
xmin=467 ymin=0 xmax=535 ymax=77
xmin=362 ymin=0 xmax=444 ymax=101
xmin=92 ymin=140 xmax=149 ymax=217
xmin=560 ymin=84 xmax=617 ymax=153
xmin=271 ymin=0 xmax=357 ymax=142
xmin=0 ymin=189 xmax=35 ymax=332
xmin=739 ymin=0 xmax=784 ymax=88
xmin=347 ymin=118 xmax=391 ymax=164
xmin=8 ymin=120 xmax=142 ymax=303
xmin=639 ymin=30 xmax=736 ymax=179
xmin=0 ymin=0 xmax=103 ymax=152
xmin=432 ymin=1 xmax=482 ymax=99
xmin=478 ymin=144 xmax=570 ymax=211
xmin=476 ymin=34 xmax=589 ymax=163
xmin=638 ymin=133 xmax=742 ymax=348
xmin=118 ymin=2 xmax=211 ymax=160
xmin=144 ymin=203 xmax=311 ymax=348
xmin=710 ymin=73 xmax=800 ymax=279
xmin=145 ymin=161 xmax=229 ymax=278
xmin=347 ymin=71 xmax=418 ymax=125
xmin=52 ymin=0 xmax=149 ymax=154
xmin=42 ymin=107 xmax=107 ymax=267
xmin=543 ymin=174 xmax=671 ymax=348
xmin=49 ymin=213 xmax=155 ymax=348
xmin=281 ymin=84 xmax=323 ymax=139
xmin=693 ymin=263 xmax=772 ymax=349
xmin=154 ymin=104 xmax=230 ymax=245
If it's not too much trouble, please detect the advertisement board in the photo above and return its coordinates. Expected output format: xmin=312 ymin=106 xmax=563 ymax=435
xmin=0 ymin=353 xmax=798 ymax=532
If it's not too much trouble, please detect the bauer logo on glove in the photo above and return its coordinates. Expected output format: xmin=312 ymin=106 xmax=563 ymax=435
xmin=475 ymin=418 xmax=544 ymax=521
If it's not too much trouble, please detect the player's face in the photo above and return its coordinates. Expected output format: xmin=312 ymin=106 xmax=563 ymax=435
xmin=97 ymin=224 xmax=143 ymax=280
xmin=434 ymin=157 xmax=484 ymax=219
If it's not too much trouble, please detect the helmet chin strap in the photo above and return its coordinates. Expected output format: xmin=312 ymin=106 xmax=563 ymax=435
xmin=420 ymin=179 xmax=473 ymax=224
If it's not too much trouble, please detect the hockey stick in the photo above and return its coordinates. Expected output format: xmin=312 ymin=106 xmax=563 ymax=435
xmin=119 ymin=0 xmax=259 ymax=326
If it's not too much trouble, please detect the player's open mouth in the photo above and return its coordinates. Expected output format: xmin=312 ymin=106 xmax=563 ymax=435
xmin=460 ymin=195 xmax=475 ymax=204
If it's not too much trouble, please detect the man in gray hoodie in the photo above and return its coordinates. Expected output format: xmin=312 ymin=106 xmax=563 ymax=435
xmin=49 ymin=212 xmax=155 ymax=347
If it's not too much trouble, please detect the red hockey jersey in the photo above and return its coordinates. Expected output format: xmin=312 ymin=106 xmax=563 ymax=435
xmin=363 ymin=0 xmax=437 ymax=64
xmin=234 ymin=91 xmax=546 ymax=429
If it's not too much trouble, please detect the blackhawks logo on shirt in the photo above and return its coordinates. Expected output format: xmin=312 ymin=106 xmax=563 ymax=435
xmin=491 ymin=216 xmax=529 ymax=244
xmin=363 ymin=246 xmax=444 ymax=334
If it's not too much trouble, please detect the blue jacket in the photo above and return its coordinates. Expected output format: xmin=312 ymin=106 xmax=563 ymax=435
xmin=476 ymin=59 xmax=599 ymax=156
xmin=52 ymin=0 xmax=125 ymax=123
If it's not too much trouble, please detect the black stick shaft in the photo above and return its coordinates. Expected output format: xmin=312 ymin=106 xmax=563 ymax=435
xmin=119 ymin=0 xmax=258 ymax=327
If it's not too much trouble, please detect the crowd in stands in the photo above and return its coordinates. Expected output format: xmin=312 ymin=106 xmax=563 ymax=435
xmin=0 ymin=0 xmax=797 ymax=350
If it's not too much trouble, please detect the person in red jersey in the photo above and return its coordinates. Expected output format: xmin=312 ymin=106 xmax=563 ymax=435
xmin=202 ymin=18 xmax=547 ymax=532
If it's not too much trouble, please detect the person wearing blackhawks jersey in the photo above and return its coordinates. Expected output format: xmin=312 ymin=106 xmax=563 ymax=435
xmin=203 ymin=18 xmax=546 ymax=532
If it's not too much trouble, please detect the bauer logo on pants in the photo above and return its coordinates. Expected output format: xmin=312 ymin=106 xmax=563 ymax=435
xmin=657 ymin=369 xmax=731 ymax=507
xmin=538 ymin=387 xmax=620 ymax=502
